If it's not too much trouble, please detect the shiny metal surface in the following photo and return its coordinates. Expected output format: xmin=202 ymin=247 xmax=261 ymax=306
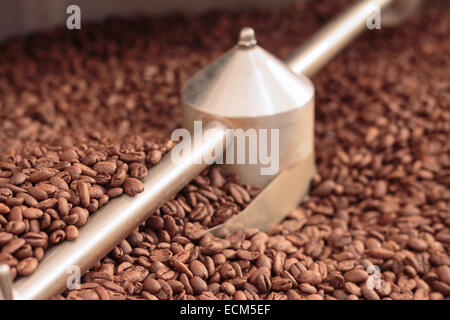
xmin=11 ymin=121 xmax=229 ymax=300
xmin=210 ymin=152 xmax=316 ymax=236
xmin=383 ymin=0 xmax=423 ymax=26
xmin=182 ymin=32 xmax=314 ymax=119
xmin=183 ymin=99 xmax=315 ymax=188
xmin=0 ymin=264 xmax=13 ymax=300
xmin=182 ymin=28 xmax=315 ymax=187
xmin=286 ymin=0 xmax=394 ymax=77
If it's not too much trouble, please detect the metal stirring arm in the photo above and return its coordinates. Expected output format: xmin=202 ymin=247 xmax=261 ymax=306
xmin=286 ymin=0 xmax=420 ymax=76
xmin=2 ymin=121 xmax=229 ymax=300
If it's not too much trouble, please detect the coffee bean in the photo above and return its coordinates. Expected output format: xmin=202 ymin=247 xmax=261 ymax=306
xmin=344 ymin=269 xmax=368 ymax=283
xmin=190 ymin=260 xmax=208 ymax=279
xmin=123 ymin=178 xmax=144 ymax=196
xmin=16 ymin=257 xmax=38 ymax=276
xmin=190 ymin=276 xmax=208 ymax=294
xmin=29 ymin=169 xmax=55 ymax=183
xmin=2 ymin=238 xmax=26 ymax=254
xmin=9 ymin=172 xmax=27 ymax=185
xmin=65 ymin=225 xmax=79 ymax=241
xmin=298 ymin=270 xmax=322 ymax=285
xmin=23 ymin=208 xmax=44 ymax=219
xmin=408 ymin=238 xmax=429 ymax=252
xmin=0 ymin=232 xmax=13 ymax=245
xmin=93 ymin=161 xmax=117 ymax=176
xmin=27 ymin=187 xmax=48 ymax=201
xmin=78 ymin=181 xmax=90 ymax=208
xmin=367 ymin=248 xmax=395 ymax=259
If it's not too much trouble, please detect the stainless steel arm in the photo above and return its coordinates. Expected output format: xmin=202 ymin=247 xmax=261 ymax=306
xmin=8 ymin=120 xmax=228 ymax=300
xmin=286 ymin=0 xmax=394 ymax=77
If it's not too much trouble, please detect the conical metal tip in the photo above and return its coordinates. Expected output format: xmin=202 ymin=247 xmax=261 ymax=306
xmin=238 ymin=27 xmax=257 ymax=47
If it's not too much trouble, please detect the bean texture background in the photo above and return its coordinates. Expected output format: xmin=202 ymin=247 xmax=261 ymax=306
xmin=0 ymin=0 xmax=448 ymax=300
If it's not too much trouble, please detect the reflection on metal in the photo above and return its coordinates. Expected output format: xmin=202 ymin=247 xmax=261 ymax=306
xmin=0 ymin=264 xmax=13 ymax=300
xmin=210 ymin=153 xmax=316 ymax=236
xmin=182 ymin=27 xmax=314 ymax=187
xmin=11 ymin=121 xmax=229 ymax=300
xmin=286 ymin=0 xmax=394 ymax=77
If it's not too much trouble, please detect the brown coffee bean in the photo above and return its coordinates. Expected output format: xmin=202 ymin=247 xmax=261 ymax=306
xmin=129 ymin=163 xmax=148 ymax=180
xmin=23 ymin=232 xmax=48 ymax=247
xmin=27 ymin=187 xmax=48 ymax=201
xmin=78 ymin=181 xmax=90 ymax=208
xmin=9 ymin=172 xmax=27 ymax=185
xmin=6 ymin=220 xmax=26 ymax=235
xmin=23 ymin=208 xmax=44 ymax=219
xmin=147 ymin=150 xmax=162 ymax=165
xmin=313 ymin=180 xmax=335 ymax=196
xmin=367 ymin=248 xmax=395 ymax=259
xmin=0 ymin=232 xmax=14 ymax=245
xmin=49 ymin=230 xmax=65 ymax=244
xmin=408 ymin=238 xmax=428 ymax=252
xmin=342 ymin=277 xmax=361 ymax=294
xmin=236 ymin=250 xmax=258 ymax=261
xmin=29 ymin=169 xmax=55 ymax=183
xmin=190 ymin=260 xmax=208 ymax=279
xmin=93 ymin=161 xmax=117 ymax=175
xmin=2 ymin=238 xmax=26 ymax=254
xmin=218 ymin=263 xmax=236 ymax=280
xmin=298 ymin=270 xmax=322 ymax=285
xmin=190 ymin=276 xmax=208 ymax=294
xmin=65 ymin=225 xmax=79 ymax=241
xmin=361 ymin=284 xmax=380 ymax=300
xmin=107 ymin=187 xmax=123 ymax=198
xmin=0 ymin=203 xmax=10 ymax=214
xmin=16 ymin=257 xmax=38 ymax=276
xmin=123 ymin=178 xmax=144 ymax=196
xmin=344 ymin=269 xmax=368 ymax=283
xmin=17 ymin=192 xmax=38 ymax=207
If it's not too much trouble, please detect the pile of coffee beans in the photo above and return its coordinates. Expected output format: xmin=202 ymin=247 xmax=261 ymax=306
xmin=0 ymin=0 xmax=449 ymax=299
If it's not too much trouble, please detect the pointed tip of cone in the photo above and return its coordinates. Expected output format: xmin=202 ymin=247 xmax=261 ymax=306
xmin=238 ymin=27 xmax=257 ymax=47
xmin=182 ymin=37 xmax=314 ymax=119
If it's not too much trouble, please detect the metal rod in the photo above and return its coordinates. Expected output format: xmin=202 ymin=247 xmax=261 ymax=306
xmin=286 ymin=0 xmax=394 ymax=77
xmin=0 ymin=264 xmax=13 ymax=300
xmin=11 ymin=120 xmax=229 ymax=300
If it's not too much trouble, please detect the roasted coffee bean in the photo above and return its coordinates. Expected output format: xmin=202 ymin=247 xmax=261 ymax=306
xmin=27 ymin=187 xmax=48 ymax=202
xmin=78 ymin=181 xmax=91 ymax=208
xmin=2 ymin=238 xmax=26 ymax=254
xmin=123 ymin=178 xmax=144 ymax=196
xmin=190 ymin=260 xmax=208 ymax=279
xmin=65 ymin=225 xmax=79 ymax=241
xmin=9 ymin=172 xmax=27 ymax=185
xmin=190 ymin=276 xmax=208 ymax=294
xmin=343 ymin=269 xmax=368 ymax=283
xmin=298 ymin=270 xmax=322 ymax=286
xmin=22 ymin=208 xmax=44 ymax=219
xmin=0 ymin=203 xmax=10 ymax=214
xmin=93 ymin=161 xmax=117 ymax=176
xmin=29 ymin=169 xmax=55 ymax=183
xmin=129 ymin=163 xmax=148 ymax=180
xmin=16 ymin=257 xmax=38 ymax=276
